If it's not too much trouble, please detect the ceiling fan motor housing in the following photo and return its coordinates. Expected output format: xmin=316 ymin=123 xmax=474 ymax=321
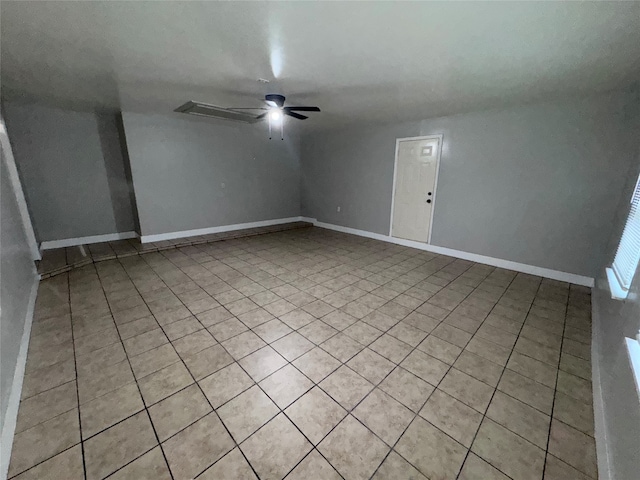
xmin=265 ymin=94 xmax=286 ymax=107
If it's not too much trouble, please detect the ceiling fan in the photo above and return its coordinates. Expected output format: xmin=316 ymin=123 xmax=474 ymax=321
xmin=230 ymin=94 xmax=321 ymax=139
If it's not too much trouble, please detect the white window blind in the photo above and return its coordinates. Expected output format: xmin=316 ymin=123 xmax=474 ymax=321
xmin=607 ymin=174 xmax=640 ymax=299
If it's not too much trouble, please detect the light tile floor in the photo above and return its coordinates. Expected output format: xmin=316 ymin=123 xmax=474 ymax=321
xmin=9 ymin=227 xmax=596 ymax=480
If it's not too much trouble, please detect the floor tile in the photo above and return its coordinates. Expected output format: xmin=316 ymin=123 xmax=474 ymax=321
xmin=439 ymin=368 xmax=495 ymax=413
xmin=395 ymin=416 xmax=467 ymax=480
xmin=285 ymin=450 xmax=341 ymax=480
xmin=343 ymin=321 xmax=383 ymax=346
xmin=207 ymin=317 xmax=248 ymax=342
xmin=285 ymin=387 xmax=347 ymax=444
xmin=352 ymin=388 xmax=414 ymax=445
xmin=183 ymin=344 xmax=234 ymax=379
xmin=130 ymin=343 xmax=179 ymax=379
xmin=15 ymin=381 xmax=77 ymax=434
xmin=149 ymin=384 xmax=212 ymax=441
xmin=548 ymin=419 xmax=598 ymax=477
xmin=254 ymin=318 xmax=294 ymax=343
xmin=320 ymin=332 xmax=363 ymax=362
xmin=371 ymin=451 xmax=428 ymax=479
xmin=221 ymin=330 xmax=267 ymax=360
xmin=259 ymin=364 xmax=314 ymax=409
xmin=77 ymin=360 xmax=134 ymax=405
xmin=172 ymin=329 xmax=217 ymax=358
xmin=458 ymin=453 xmax=510 ymax=480
xmin=199 ymin=362 xmax=254 ymax=408
xmin=109 ymin=447 xmax=172 ymax=480
xmin=299 ymin=319 xmax=338 ymax=344
xmin=379 ymin=367 xmax=434 ymax=413
xmin=80 ymin=383 xmax=144 ymax=439
xmin=239 ymin=346 xmax=288 ymax=382
xmin=543 ymin=454 xmax=592 ymax=480
xmin=20 ymin=359 xmax=76 ymax=400
xmin=279 ymin=309 xmax=317 ymax=329
xmin=553 ymin=391 xmax=594 ymax=435
xmin=10 ymin=444 xmax=84 ymax=480
xmin=506 ymin=351 xmax=557 ymax=388
xmin=400 ymin=350 xmax=449 ymax=385
xmin=465 ymin=336 xmax=511 ymax=366
xmin=454 ymin=350 xmax=503 ymax=387
xmin=347 ymin=348 xmax=395 ymax=384
xmin=369 ymin=334 xmax=412 ymax=364
xmin=199 ymin=448 xmax=257 ymax=480
xmin=84 ymin=411 xmax=157 ymax=480
xmin=419 ymin=389 xmax=482 ymax=447
xmin=271 ymin=332 xmax=315 ymax=361
xmin=9 ymin=409 xmax=80 ymax=478
xmin=217 ymin=385 xmax=279 ymax=442
xmin=319 ymin=365 xmax=374 ymax=410
xmin=318 ymin=415 xmax=389 ymax=480
xmin=497 ymin=369 xmax=554 ymax=414
xmin=162 ymin=412 xmax=234 ymax=480
xmin=292 ymin=347 xmax=341 ymax=383
xmin=416 ymin=334 xmax=462 ymax=364
xmin=137 ymin=361 xmax=194 ymax=406
xmin=241 ymin=414 xmax=312 ymax=479
xmin=471 ymin=418 xmax=545 ymax=480
xmin=487 ymin=391 xmax=550 ymax=449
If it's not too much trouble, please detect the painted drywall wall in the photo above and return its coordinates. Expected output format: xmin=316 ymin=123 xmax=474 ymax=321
xmin=592 ymin=145 xmax=640 ymax=480
xmin=301 ymin=92 xmax=639 ymax=277
xmin=0 ymin=147 xmax=37 ymax=463
xmin=3 ymin=103 xmax=137 ymax=242
xmin=120 ymin=113 xmax=301 ymax=236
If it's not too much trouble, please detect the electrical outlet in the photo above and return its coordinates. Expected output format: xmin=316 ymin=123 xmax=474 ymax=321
xmin=337 ymin=206 xmax=341 ymax=213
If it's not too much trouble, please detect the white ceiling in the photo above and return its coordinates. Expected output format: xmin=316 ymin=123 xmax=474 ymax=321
xmin=2 ymin=1 xmax=639 ymax=128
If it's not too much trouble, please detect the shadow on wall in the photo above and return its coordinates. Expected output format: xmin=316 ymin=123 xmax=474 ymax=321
xmin=96 ymin=113 xmax=140 ymax=235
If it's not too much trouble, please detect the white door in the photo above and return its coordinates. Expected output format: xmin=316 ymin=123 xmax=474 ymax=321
xmin=391 ymin=136 xmax=441 ymax=243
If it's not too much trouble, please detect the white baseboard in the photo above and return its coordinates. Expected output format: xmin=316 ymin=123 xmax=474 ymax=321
xmin=312 ymin=219 xmax=595 ymax=287
xmin=139 ymin=216 xmax=308 ymax=244
xmin=40 ymin=231 xmax=138 ymax=250
xmin=0 ymin=274 xmax=39 ymax=480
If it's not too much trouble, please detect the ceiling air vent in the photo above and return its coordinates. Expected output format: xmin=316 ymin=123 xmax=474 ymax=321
xmin=174 ymin=101 xmax=259 ymax=124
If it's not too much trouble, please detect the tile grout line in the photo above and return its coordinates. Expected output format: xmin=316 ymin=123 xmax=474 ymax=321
xmin=452 ymin=275 xmax=545 ymax=480
xmin=91 ymin=263 xmax=178 ymax=480
xmin=66 ymin=272 xmax=89 ymax=480
xmin=366 ymin=264 xmax=519 ymax=480
xmin=122 ymin=252 xmax=265 ymax=480
xmin=541 ymin=286 xmax=570 ymax=479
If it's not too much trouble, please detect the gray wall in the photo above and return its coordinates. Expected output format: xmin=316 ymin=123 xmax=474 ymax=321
xmin=592 ymin=144 xmax=640 ymax=480
xmin=3 ymin=103 xmax=137 ymax=242
xmin=301 ymin=92 xmax=639 ymax=277
xmin=0 ymin=147 xmax=37 ymax=449
xmin=121 ymin=113 xmax=301 ymax=236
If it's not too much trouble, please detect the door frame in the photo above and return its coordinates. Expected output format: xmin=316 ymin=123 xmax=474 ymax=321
xmin=389 ymin=134 xmax=443 ymax=244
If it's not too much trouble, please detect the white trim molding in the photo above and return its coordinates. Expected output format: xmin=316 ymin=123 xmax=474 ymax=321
xmin=0 ymin=117 xmax=40 ymax=261
xmin=0 ymin=275 xmax=39 ymax=480
xmin=40 ymin=231 xmax=139 ymax=250
xmin=313 ymin=219 xmax=595 ymax=287
xmin=591 ymin=300 xmax=613 ymax=480
xmin=140 ymin=217 xmax=308 ymax=244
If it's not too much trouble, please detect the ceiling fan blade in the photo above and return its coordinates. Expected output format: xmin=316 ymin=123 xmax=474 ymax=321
xmin=284 ymin=106 xmax=321 ymax=112
xmin=228 ymin=107 xmax=268 ymax=110
xmin=284 ymin=111 xmax=308 ymax=120
xmin=256 ymin=112 xmax=269 ymax=119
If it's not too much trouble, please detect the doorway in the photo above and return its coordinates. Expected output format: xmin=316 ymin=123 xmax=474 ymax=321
xmin=390 ymin=135 xmax=442 ymax=243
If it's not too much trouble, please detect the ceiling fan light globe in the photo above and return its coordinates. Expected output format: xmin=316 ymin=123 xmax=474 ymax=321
xmin=270 ymin=110 xmax=282 ymax=121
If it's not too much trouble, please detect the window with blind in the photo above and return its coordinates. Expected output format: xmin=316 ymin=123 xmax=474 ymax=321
xmin=606 ymin=174 xmax=640 ymax=300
